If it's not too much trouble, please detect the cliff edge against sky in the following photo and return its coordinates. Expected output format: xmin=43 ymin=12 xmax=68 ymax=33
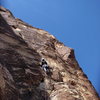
xmin=0 ymin=6 xmax=99 ymax=100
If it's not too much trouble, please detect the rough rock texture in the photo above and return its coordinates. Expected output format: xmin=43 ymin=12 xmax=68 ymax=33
xmin=0 ymin=6 xmax=99 ymax=100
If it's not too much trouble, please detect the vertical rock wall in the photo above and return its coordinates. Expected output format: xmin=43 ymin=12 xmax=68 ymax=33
xmin=0 ymin=6 xmax=99 ymax=100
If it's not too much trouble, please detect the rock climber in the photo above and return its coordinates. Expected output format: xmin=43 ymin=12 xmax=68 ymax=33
xmin=40 ymin=58 xmax=50 ymax=74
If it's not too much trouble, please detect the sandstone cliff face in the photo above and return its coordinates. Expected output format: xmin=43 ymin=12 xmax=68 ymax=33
xmin=0 ymin=6 xmax=99 ymax=100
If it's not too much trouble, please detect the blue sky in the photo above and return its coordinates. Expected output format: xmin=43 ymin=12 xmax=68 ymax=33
xmin=1 ymin=0 xmax=100 ymax=95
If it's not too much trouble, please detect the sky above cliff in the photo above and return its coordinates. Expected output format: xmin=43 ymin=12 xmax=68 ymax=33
xmin=1 ymin=0 xmax=100 ymax=95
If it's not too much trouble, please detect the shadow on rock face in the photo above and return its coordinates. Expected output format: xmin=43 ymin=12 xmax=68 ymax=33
xmin=20 ymin=89 xmax=50 ymax=100
xmin=22 ymin=89 xmax=51 ymax=100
